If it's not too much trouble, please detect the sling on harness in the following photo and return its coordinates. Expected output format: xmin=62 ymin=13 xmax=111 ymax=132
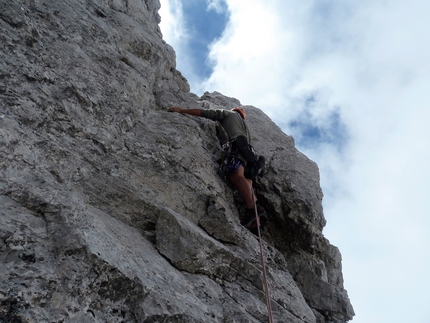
xmin=234 ymin=135 xmax=266 ymax=178
xmin=235 ymin=135 xmax=257 ymax=162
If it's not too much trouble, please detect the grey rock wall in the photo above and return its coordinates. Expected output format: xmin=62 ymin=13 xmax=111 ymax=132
xmin=0 ymin=0 xmax=354 ymax=322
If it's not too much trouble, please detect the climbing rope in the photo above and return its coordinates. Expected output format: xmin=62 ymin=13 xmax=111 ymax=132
xmin=252 ymin=188 xmax=274 ymax=323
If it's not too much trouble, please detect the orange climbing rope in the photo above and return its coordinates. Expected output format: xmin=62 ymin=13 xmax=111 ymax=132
xmin=252 ymin=188 xmax=274 ymax=323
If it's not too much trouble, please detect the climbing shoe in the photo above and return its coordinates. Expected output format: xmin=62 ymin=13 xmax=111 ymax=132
xmin=248 ymin=213 xmax=268 ymax=236
xmin=256 ymin=204 xmax=266 ymax=217
xmin=241 ymin=205 xmax=266 ymax=229
xmin=241 ymin=208 xmax=257 ymax=228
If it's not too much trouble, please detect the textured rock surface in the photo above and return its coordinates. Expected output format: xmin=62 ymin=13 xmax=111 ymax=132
xmin=0 ymin=0 xmax=354 ymax=322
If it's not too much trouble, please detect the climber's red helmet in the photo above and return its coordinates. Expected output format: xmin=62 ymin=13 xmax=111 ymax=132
xmin=231 ymin=107 xmax=246 ymax=119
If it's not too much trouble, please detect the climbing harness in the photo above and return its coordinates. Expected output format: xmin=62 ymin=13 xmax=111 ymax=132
xmin=218 ymin=138 xmax=265 ymax=181
xmin=252 ymin=187 xmax=274 ymax=323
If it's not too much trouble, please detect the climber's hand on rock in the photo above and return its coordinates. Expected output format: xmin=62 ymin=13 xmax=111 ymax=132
xmin=168 ymin=107 xmax=182 ymax=113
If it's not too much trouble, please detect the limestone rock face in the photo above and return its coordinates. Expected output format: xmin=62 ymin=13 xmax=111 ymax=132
xmin=0 ymin=0 xmax=354 ymax=322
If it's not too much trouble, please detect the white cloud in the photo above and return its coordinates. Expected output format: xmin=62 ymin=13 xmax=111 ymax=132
xmin=202 ymin=1 xmax=299 ymax=110
xmin=159 ymin=0 xmax=185 ymax=46
xmin=206 ymin=0 xmax=227 ymax=13
xmin=159 ymin=0 xmax=205 ymax=87
xmin=159 ymin=0 xmax=430 ymax=322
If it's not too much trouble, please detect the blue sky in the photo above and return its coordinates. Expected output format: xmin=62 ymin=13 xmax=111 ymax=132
xmin=159 ymin=1 xmax=430 ymax=322
xmin=179 ymin=0 xmax=229 ymax=79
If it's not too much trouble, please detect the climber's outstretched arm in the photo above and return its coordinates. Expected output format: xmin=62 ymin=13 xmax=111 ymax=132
xmin=168 ymin=107 xmax=202 ymax=117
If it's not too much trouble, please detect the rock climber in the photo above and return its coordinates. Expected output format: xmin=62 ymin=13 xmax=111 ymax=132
xmin=168 ymin=106 xmax=266 ymax=231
